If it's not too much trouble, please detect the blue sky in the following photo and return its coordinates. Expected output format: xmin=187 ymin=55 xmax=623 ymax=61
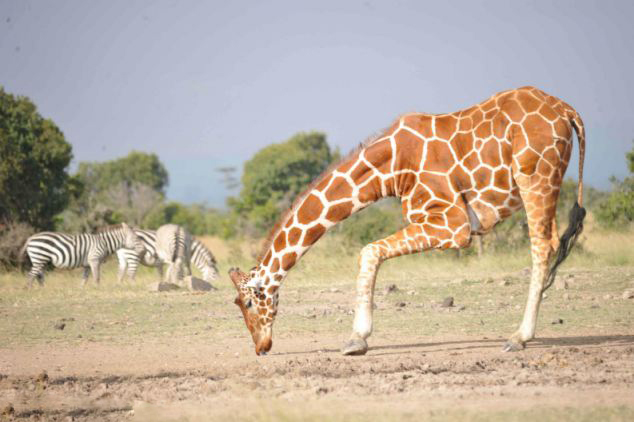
xmin=1 ymin=0 xmax=633 ymax=207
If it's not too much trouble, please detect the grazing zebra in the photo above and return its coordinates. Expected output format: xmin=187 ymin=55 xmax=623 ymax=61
xmin=190 ymin=239 xmax=219 ymax=283
xmin=21 ymin=223 xmax=141 ymax=287
xmin=155 ymin=224 xmax=192 ymax=284
xmin=116 ymin=231 xmax=219 ymax=284
xmin=116 ymin=229 xmax=163 ymax=283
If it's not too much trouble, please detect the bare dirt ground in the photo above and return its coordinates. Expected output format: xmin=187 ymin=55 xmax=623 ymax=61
xmin=1 ymin=332 xmax=634 ymax=421
xmin=1 ymin=242 xmax=633 ymax=421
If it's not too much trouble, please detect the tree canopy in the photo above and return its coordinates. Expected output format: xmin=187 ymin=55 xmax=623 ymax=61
xmin=230 ymin=131 xmax=339 ymax=234
xmin=76 ymin=151 xmax=168 ymax=195
xmin=59 ymin=151 xmax=168 ymax=231
xmin=0 ymin=87 xmax=73 ymax=230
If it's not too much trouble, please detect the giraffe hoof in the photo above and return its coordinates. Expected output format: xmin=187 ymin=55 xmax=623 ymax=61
xmin=502 ymin=340 xmax=525 ymax=352
xmin=341 ymin=338 xmax=368 ymax=356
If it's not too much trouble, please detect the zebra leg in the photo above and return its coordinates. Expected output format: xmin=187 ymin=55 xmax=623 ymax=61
xmin=90 ymin=260 xmax=101 ymax=285
xmin=117 ymin=259 xmax=127 ymax=283
xmin=164 ymin=262 xmax=174 ymax=283
xmin=156 ymin=263 xmax=164 ymax=280
xmin=81 ymin=266 xmax=90 ymax=287
xmin=27 ymin=264 xmax=45 ymax=288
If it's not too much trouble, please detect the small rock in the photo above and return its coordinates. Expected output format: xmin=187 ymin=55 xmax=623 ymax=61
xmin=36 ymin=371 xmax=49 ymax=383
xmin=407 ymin=290 xmax=418 ymax=296
xmin=148 ymin=282 xmax=180 ymax=292
xmin=603 ymin=294 xmax=612 ymax=300
xmin=185 ymin=276 xmax=215 ymax=292
xmin=329 ymin=288 xmax=341 ymax=293
xmin=396 ymin=302 xmax=406 ymax=308
xmin=622 ymin=290 xmax=634 ymax=299
xmin=316 ymin=386 xmax=329 ymax=395
xmin=456 ymin=305 xmax=466 ymax=311
xmin=441 ymin=297 xmax=454 ymax=308
xmin=484 ymin=277 xmax=494 ymax=284
xmin=563 ymin=293 xmax=571 ymax=301
xmin=336 ymin=318 xmax=343 ymax=323
xmin=54 ymin=321 xmax=66 ymax=330
xmin=551 ymin=318 xmax=564 ymax=325
xmin=499 ymin=279 xmax=510 ymax=287
xmin=1 ymin=404 xmax=14 ymax=417
xmin=384 ymin=284 xmax=399 ymax=294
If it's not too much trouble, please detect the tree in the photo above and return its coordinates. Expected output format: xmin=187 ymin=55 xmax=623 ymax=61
xmin=595 ymin=142 xmax=634 ymax=227
xmin=0 ymin=87 xmax=74 ymax=230
xmin=76 ymin=151 xmax=168 ymax=195
xmin=230 ymin=131 xmax=339 ymax=234
xmin=59 ymin=151 xmax=168 ymax=231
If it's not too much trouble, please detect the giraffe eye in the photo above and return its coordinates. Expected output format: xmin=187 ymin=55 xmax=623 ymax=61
xmin=244 ymin=298 xmax=253 ymax=309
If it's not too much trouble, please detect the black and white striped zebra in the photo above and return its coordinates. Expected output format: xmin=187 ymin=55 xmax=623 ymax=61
xmin=115 ymin=229 xmax=163 ymax=282
xmin=155 ymin=224 xmax=192 ymax=284
xmin=117 ymin=232 xmax=219 ymax=284
xmin=21 ymin=223 xmax=141 ymax=287
xmin=189 ymin=239 xmax=219 ymax=282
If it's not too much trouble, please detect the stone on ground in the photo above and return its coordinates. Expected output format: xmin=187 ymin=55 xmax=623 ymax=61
xmin=441 ymin=297 xmax=454 ymax=308
xmin=185 ymin=276 xmax=215 ymax=292
xmin=148 ymin=282 xmax=181 ymax=292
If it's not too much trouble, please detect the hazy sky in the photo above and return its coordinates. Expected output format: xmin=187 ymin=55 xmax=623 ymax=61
xmin=1 ymin=0 xmax=633 ymax=207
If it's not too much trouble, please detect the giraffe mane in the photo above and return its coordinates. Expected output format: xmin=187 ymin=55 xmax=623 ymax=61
xmin=256 ymin=131 xmax=387 ymax=262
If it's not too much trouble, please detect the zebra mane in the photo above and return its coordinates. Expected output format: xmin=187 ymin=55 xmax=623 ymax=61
xmin=95 ymin=224 xmax=125 ymax=233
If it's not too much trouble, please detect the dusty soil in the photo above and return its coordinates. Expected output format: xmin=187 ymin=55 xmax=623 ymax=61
xmin=1 ymin=332 xmax=633 ymax=421
xmin=1 ymin=257 xmax=633 ymax=421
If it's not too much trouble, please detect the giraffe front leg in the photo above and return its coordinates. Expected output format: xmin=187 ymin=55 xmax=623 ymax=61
xmin=342 ymin=212 xmax=471 ymax=356
xmin=342 ymin=244 xmax=382 ymax=356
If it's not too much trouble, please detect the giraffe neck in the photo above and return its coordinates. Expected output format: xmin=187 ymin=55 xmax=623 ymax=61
xmin=256 ymin=138 xmax=395 ymax=286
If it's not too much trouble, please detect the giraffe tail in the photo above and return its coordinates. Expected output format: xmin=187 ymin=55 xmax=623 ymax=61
xmin=543 ymin=107 xmax=587 ymax=292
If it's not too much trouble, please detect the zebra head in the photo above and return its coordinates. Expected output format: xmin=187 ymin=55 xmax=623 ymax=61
xmin=121 ymin=223 xmax=144 ymax=254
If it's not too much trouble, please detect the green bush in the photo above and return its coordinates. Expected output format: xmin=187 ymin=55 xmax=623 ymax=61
xmin=336 ymin=199 xmax=403 ymax=246
xmin=0 ymin=87 xmax=74 ymax=230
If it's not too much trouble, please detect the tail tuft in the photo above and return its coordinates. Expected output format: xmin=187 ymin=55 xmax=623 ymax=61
xmin=543 ymin=202 xmax=586 ymax=292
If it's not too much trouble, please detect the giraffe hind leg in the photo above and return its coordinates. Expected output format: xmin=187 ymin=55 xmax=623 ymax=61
xmin=504 ymin=192 xmax=559 ymax=352
xmin=343 ymin=208 xmax=471 ymax=356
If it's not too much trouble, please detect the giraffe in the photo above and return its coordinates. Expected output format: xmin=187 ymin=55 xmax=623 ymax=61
xmin=229 ymin=86 xmax=586 ymax=356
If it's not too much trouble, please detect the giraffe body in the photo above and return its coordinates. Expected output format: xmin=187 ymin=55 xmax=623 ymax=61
xmin=229 ymin=86 xmax=586 ymax=356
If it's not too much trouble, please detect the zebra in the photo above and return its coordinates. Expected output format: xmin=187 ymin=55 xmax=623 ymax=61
xmin=155 ymin=224 xmax=192 ymax=284
xmin=115 ymin=229 xmax=162 ymax=283
xmin=116 ymin=230 xmax=219 ymax=284
xmin=21 ymin=223 xmax=142 ymax=287
xmin=189 ymin=239 xmax=219 ymax=283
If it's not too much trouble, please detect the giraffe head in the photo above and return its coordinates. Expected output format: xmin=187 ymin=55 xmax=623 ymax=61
xmin=229 ymin=266 xmax=277 ymax=355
